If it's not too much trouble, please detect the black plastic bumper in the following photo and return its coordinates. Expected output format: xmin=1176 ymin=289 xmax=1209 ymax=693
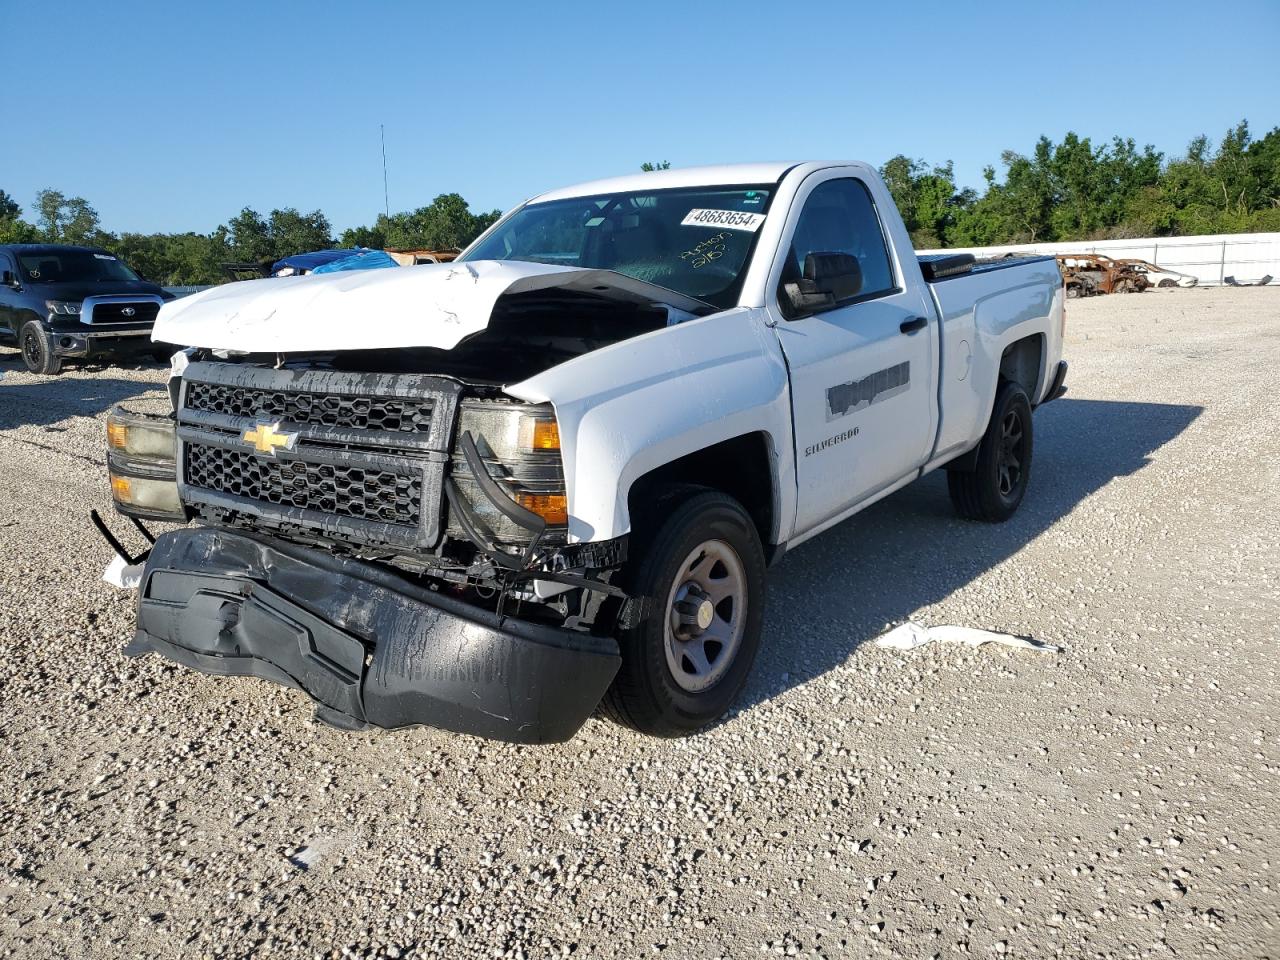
xmin=1042 ymin=360 xmax=1068 ymax=404
xmin=50 ymin=325 xmax=156 ymax=358
xmin=126 ymin=528 xmax=621 ymax=743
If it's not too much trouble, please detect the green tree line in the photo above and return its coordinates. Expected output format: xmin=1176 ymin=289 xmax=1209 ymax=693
xmin=882 ymin=119 xmax=1280 ymax=249
xmin=2 ymin=120 xmax=1276 ymax=284
xmin=0 ymin=190 xmax=500 ymax=286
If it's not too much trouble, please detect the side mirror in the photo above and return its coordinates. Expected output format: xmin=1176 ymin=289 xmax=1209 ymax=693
xmin=1 ymin=270 xmax=17 ymax=288
xmin=783 ymin=252 xmax=862 ymax=316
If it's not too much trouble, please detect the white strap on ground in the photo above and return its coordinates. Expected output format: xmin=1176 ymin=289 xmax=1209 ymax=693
xmin=875 ymin=621 xmax=1061 ymax=653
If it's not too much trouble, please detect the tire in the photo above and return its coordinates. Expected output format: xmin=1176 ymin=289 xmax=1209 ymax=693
xmin=1065 ymin=284 xmax=1081 ymax=299
xmin=20 ymin=321 xmax=62 ymax=375
xmin=602 ymin=489 xmax=766 ymax=736
xmin=948 ymin=380 xmax=1033 ymax=522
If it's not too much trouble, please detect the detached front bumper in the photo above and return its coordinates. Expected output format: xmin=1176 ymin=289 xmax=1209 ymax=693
xmin=127 ymin=528 xmax=621 ymax=743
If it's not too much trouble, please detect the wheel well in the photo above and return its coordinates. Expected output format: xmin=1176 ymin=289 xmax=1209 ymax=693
xmin=999 ymin=334 xmax=1044 ymax=399
xmin=627 ymin=432 xmax=777 ymax=549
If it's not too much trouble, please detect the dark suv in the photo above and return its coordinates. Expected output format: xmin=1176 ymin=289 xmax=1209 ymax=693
xmin=0 ymin=244 xmax=175 ymax=375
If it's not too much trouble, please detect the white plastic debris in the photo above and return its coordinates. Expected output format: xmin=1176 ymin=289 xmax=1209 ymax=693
xmin=287 ymin=833 xmax=350 ymax=872
xmin=102 ymin=554 xmax=144 ymax=590
xmin=875 ymin=621 xmax=1060 ymax=653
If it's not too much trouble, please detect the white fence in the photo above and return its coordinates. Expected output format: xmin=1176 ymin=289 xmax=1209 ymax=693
xmin=918 ymin=232 xmax=1280 ymax=286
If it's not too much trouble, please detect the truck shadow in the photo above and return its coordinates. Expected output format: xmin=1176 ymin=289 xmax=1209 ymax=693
xmin=738 ymin=398 xmax=1202 ymax=713
xmin=0 ymin=351 xmax=166 ymax=431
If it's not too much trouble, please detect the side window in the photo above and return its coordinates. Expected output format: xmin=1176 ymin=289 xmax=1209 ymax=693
xmin=784 ymin=178 xmax=895 ymax=303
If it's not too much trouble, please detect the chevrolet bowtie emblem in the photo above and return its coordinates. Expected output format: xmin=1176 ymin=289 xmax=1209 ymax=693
xmin=242 ymin=421 xmax=298 ymax=455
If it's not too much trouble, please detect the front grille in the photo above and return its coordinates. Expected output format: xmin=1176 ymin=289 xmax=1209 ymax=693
xmin=186 ymin=443 xmax=421 ymax=526
xmin=177 ymin=362 xmax=461 ymax=553
xmin=89 ymin=301 xmax=160 ymax=325
xmin=185 ymin=381 xmax=434 ymax=433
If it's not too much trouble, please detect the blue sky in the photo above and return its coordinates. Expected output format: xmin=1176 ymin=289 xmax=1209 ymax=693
xmin=4 ymin=0 xmax=1276 ymax=235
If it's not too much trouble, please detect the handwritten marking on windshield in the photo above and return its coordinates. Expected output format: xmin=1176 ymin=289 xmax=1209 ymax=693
xmin=679 ymin=232 xmax=730 ymax=269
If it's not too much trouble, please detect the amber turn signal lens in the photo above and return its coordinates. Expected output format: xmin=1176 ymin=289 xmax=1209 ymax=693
xmin=518 ymin=417 xmax=560 ymax=452
xmin=514 ymin=492 xmax=568 ymax=526
xmin=109 ymin=472 xmax=184 ymax=516
xmin=106 ymin=421 xmax=129 ymax=449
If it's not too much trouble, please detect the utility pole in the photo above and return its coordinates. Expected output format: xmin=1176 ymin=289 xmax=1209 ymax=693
xmin=381 ymin=124 xmax=390 ymax=219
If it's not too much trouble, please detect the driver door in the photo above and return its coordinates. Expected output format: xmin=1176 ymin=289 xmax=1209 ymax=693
xmin=770 ymin=175 xmax=938 ymax=536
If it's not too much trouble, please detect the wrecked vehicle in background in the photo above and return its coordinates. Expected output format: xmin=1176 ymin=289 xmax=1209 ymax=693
xmin=99 ymin=162 xmax=1067 ymax=743
xmin=1056 ymin=253 xmax=1150 ymax=297
xmin=1116 ymin=258 xmax=1197 ymax=289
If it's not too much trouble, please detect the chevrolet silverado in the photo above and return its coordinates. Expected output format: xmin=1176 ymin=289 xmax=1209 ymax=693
xmin=99 ymin=162 xmax=1067 ymax=743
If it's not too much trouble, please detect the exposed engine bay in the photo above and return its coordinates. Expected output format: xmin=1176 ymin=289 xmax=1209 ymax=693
xmin=321 ymin=289 xmax=683 ymax=385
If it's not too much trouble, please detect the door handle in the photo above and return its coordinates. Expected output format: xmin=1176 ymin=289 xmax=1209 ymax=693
xmin=900 ymin=316 xmax=927 ymax=334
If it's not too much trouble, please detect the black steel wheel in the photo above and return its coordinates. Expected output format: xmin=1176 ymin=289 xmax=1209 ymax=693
xmin=996 ymin=407 xmax=1025 ymax=497
xmin=948 ymin=380 xmax=1034 ymax=522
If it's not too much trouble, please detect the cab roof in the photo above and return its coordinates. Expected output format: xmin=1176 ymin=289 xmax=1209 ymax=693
xmin=529 ymin=162 xmax=807 ymax=204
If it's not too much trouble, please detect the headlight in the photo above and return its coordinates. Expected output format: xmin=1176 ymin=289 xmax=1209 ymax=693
xmin=111 ymin=475 xmax=183 ymax=516
xmin=107 ymin=415 xmax=176 ymax=462
xmin=105 ymin=406 xmax=185 ymax=522
xmin=46 ymin=300 xmax=82 ymax=316
xmin=449 ymin=400 xmax=567 ymax=544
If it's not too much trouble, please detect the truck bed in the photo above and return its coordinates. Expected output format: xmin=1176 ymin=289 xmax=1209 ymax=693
xmin=918 ymin=253 xmax=1056 ymax=283
xmin=921 ymin=253 xmax=1064 ymax=464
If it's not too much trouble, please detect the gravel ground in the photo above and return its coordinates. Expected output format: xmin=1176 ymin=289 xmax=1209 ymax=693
xmin=0 ymin=287 xmax=1276 ymax=959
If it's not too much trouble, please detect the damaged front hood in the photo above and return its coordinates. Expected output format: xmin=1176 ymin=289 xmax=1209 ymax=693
xmin=153 ymin=259 xmax=708 ymax=353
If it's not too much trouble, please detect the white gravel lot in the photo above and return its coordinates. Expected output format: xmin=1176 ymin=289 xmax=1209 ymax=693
xmin=0 ymin=287 xmax=1276 ymax=959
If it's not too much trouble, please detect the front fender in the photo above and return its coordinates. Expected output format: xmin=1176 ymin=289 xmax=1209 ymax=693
xmin=506 ymin=307 xmax=794 ymax=544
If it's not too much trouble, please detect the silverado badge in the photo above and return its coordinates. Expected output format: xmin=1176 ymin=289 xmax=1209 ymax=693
xmin=242 ymin=421 xmax=298 ymax=456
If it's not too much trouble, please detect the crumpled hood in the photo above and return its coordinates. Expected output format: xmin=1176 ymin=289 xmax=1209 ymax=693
xmin=153 ymin=259 xmax=707 ymax=353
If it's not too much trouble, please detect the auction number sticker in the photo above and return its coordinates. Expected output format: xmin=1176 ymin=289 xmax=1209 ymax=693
xmin=681 ymin=208 xmax=766 ymax=232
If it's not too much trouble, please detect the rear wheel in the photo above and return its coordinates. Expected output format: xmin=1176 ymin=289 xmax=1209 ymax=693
xmin=602 ymin=489 xmax=766 ymax=736
xmin=20 ymin=321 xmax=61 ymax=375
xmin=948 ymin=381 xmax=1033 ymax=522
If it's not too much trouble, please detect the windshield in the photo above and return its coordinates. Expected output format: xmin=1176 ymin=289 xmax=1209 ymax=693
xmin=17 ymin=250 xmax=141 ymax=284
xmin=461 ymin=185 xmax=774 ymax=307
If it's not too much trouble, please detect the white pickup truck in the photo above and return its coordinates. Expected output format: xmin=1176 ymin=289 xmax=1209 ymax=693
xmin=100 ymin=162 xmax=1066 ymax=743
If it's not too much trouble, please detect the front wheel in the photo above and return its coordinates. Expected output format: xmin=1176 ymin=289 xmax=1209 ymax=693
xmin=20 ymin=321 xmax=62 ymax=375
xmin=948 ymin=380 xmax=1033 ymax=522
xmin=602 ymin=490 xmax=766 ymax=736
